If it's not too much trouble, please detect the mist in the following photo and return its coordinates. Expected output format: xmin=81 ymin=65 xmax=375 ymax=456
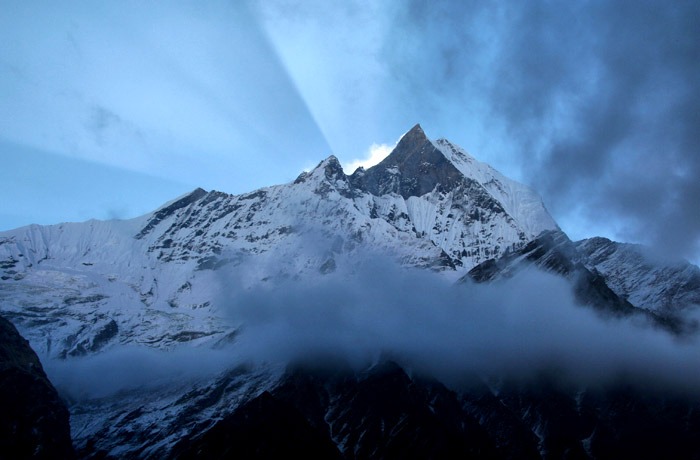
xmin=220 ymin=256 xmax=700 ymax=392
xmin=43 ymin=345 xmax=241 ymax=400
xmin=44 ymin=255 xmax=700 ymax=399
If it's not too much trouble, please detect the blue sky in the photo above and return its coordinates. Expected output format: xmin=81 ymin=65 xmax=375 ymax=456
xmin=2 ymin=1 xmax=699 ymax=262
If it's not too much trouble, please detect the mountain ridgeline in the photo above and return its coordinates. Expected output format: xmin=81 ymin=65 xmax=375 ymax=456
xmin=0 ymin=124 xmax=699 ymax=458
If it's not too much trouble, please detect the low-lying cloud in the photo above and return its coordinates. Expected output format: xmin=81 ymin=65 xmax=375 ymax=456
xmin=45 ymin=256 xmax=700 ymax=399
xmin=44 ymin=345 xmax=238 ymax=400
xmin=223 ymin=257 xmax=700 ymax=392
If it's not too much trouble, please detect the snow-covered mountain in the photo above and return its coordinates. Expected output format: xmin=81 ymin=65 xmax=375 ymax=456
xmin=0 ymin=124 xmax=558 ymax=359
xmin=1 ymin=124 xmax=698 ymax=458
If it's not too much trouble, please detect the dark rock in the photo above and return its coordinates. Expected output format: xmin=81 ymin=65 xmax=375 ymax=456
xmin=585 ymin=386 xmax=700 ymax=460
xmin=483 ymin=379 xmax=700 ymax=460
xmin=63 ymin=294 xmax=108 ymax=306
xmin=320 ymin=155 xmax=346 ymax=181
xmin=0 ymin=315 xmax=75 ymax=459
xmin=351 ymin=124 xmax=467 ymax=199
xmin=162 ymin=356 xmax=700 ymax=459
xmin=89 ymin=319 xmax=118 ymax=352
xmin=270 ymin=361 xmax=501 ymax=460
xmin=319 ymin=258 xmax=337 ymax=274
xmin=171 ymin=391 xmax=342 ymax=460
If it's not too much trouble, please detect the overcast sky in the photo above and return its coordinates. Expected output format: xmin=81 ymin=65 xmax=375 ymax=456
xmin=1 ymin=0 xmax=698 ymax=262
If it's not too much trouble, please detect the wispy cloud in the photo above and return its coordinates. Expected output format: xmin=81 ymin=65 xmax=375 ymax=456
xmin=343 ymin=143 xmax=394 ymax=174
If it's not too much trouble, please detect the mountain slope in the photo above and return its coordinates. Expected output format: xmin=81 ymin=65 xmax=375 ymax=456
xmin=350 ymin=124 xmax=558 ymax=266
xmin=465 ymin=230 xmax=638 ymax=315
xmin=465 ymin=230 xmax=697 ymax=333
xmin=576 ymin=237 xmax=700 ymax=313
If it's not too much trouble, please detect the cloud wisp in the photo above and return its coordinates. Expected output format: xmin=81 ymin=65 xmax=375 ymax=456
xmin=343 ymin=143 xmax=395 ymax=174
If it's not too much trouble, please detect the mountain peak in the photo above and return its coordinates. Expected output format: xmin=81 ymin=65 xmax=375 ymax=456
xmin=350 ymin=124 xmax=462 ymax=199
xmin=317 ymin=154 xmax=343 ymax=172
xmin=299 ymin=155 xmax=346 ymax=184
xmin=399 ymin=123 xmax=428 ymax=146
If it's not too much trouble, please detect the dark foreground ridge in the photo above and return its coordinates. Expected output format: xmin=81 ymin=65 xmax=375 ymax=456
xmin=0 ymin=315 xmax=75 ymax=459
xmin=168 ymin=360 xmax=700 ymax=460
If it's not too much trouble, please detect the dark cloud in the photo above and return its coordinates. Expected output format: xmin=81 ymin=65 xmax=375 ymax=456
xmin=380 ymin=1 xmax=489 ymax=117
xmin=381 ymin=1 xmax=700 ymax=261
xmin=487 ymin=1 xmax=700 ymax=260
xmin=86 ymin=106 xmax=124 ymax=146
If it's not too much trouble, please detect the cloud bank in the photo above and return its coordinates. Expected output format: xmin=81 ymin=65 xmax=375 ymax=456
xmin=224 ymin=258 xmax=700 ymax=392
xmin=45 ymin=257 xmax=700 ymax=399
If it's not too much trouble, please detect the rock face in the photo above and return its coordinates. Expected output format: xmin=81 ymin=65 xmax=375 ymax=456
xmin=171 ymin=391 xmax=343 ymax=460
xmin=172 ymin=362 xmax=501 ymax=460
xmin=465 ymin=230 xmax=638 ymax=315
xmin=0 ymin=316 xmax=75 ymax=459
xmin=463 ymin=376 xmax=700 ymax=460
xmin=350 ymin=124 xmax=467 ymax=198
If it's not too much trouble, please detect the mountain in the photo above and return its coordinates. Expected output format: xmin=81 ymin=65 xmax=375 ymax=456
xmin=465 ymin=230 xmax=639 ymax=315
xmin=0 ymin=124 xmax=698 ymax=458
xmin=0 ymin=124 xmax=558 ymax=360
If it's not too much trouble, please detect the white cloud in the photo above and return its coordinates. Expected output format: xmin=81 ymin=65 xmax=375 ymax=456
xmin=343 ymin=143 xmax=394 ymax=174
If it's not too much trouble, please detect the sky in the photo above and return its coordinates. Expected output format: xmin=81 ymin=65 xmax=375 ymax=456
xmin=1 ymin=0 xmax=698 ymax=262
